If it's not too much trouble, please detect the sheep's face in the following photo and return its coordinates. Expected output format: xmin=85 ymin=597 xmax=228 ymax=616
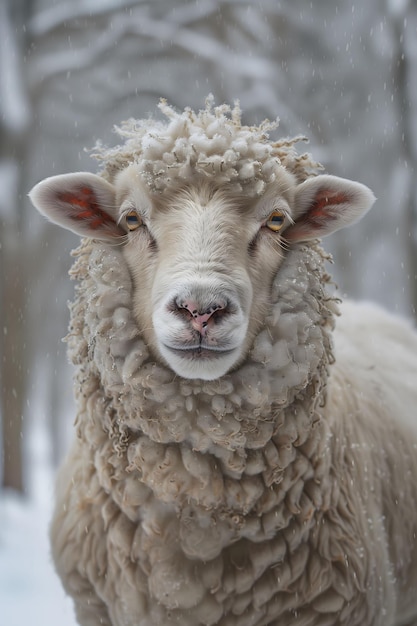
xmin=29 ymin=164 xmax=375 ymax=381
xmin=114 ymin=165 xmax=297 ymax=379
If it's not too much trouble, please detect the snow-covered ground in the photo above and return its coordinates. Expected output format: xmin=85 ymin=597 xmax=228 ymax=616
xmin=0 ymin=490 xmax=77 ymax=626
xmin=0 ymin=421 xmax=77 ymax=625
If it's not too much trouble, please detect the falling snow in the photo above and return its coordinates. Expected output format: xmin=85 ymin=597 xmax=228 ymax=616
xmin=1 ymin=0 xmax=417 ymax=620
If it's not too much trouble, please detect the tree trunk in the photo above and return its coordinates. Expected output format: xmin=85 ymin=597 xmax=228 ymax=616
xmin=0 ymin=0 xmax=32 ymax=492
xmin=391 ymin=14 xmax=417 ymax=318
xmin=0 ymin=220 xmax=26 ymax=491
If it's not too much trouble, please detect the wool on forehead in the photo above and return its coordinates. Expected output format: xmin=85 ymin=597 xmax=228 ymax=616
xmin=91 ymin=95 xmax=322 ymax=195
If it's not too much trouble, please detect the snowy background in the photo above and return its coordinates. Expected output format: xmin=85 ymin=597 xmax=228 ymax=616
xmin=1 ymin=0 xmax=417 ymax=624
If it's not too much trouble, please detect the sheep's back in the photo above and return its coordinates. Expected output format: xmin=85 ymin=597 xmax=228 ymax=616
xmin=329 ymin=300 xmax=417 ymax=623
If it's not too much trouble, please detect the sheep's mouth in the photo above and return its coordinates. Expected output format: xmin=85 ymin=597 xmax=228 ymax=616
xmin=159 ymin=341 xmax=243 ymax=379
xmin=164 ymin=345 xmax=236 ymax=359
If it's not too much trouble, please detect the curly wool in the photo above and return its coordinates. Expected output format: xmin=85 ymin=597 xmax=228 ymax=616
xmin=91 ymin=95 xmax=322 ymax=194
xmin=61 ymin=235 xmax=346 ymax=625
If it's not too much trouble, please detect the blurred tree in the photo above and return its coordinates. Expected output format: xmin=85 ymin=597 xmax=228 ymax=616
xmin=0 ymin=0 xmax=32 ymax=491
xmin=389 ymin=0 xmax=417 ymax=315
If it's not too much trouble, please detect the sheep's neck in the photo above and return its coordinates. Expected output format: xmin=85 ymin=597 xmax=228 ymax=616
xmin=73 ymin=364 xmax=331 ymax=567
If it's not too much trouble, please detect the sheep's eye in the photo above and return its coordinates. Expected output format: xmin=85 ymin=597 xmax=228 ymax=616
xmin=265 ymin=210 xmax=285 ymax=232
xmin=126 ymin=210 xmax=142 ymax=231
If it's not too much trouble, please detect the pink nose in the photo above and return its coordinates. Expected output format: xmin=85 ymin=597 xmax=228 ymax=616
xmin=179 ymin=299 xmax=226 ymax=336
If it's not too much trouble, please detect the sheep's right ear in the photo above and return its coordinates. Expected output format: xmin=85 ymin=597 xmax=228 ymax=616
xmin=286 ymin=175 xmax=376 ymax=242
xmin=29 ymin=172 xmax=125 ymax=241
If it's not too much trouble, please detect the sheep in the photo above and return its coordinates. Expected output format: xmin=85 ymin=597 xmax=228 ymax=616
xmin=29 ymin=97 xmax=417 ymax=626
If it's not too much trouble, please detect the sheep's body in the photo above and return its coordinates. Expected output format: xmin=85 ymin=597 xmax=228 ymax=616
xmin=30 ymin=99 xmax=417 ymax=626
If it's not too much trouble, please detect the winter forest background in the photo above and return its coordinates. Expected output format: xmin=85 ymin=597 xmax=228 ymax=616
xmin=1 ymin=0 xmax=417 ymax=624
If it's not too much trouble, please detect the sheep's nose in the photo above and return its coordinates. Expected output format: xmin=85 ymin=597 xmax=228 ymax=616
xmin=177 ymin=298 xmax=227 ymax=336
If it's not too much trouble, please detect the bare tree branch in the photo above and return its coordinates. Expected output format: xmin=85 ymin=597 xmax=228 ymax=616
xmin=29 ymin=0 xmax=142 ymax=36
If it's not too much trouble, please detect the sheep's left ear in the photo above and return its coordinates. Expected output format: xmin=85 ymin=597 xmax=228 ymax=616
xmin=286 ymin=175 xmax=376 ymax=242
xmin=29 ymin=172 xmax=125 ymax=241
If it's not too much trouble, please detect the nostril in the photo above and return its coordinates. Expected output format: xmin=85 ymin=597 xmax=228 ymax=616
xmin=210 ymin=306 xmax=227 ymax=325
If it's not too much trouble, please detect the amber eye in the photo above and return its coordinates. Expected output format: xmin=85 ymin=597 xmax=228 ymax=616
xmin=266 ymin=210 xmax=285 ymax=232
xmin=126 ymin=210 xmax=142 ymax=231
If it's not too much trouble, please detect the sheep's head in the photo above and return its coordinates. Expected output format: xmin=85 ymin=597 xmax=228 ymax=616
xmin=29 ymin=100 xmax=375 ymax=381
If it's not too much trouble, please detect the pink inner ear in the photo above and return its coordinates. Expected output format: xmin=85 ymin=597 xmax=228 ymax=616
xmin=58 ymin=187 xmax=116 ymax=230
xmin=307 ymin=190 xmax=350 ymax=226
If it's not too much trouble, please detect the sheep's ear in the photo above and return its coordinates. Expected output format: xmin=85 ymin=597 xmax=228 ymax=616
xmin=29 ymin=172 xmax=125 ymax=241
xmin=286 ymin=175 xmax=376 ymax=242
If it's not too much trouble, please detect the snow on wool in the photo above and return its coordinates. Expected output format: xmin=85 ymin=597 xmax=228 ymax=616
xmin=29 ymin=98 xmax=417 ymax=626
